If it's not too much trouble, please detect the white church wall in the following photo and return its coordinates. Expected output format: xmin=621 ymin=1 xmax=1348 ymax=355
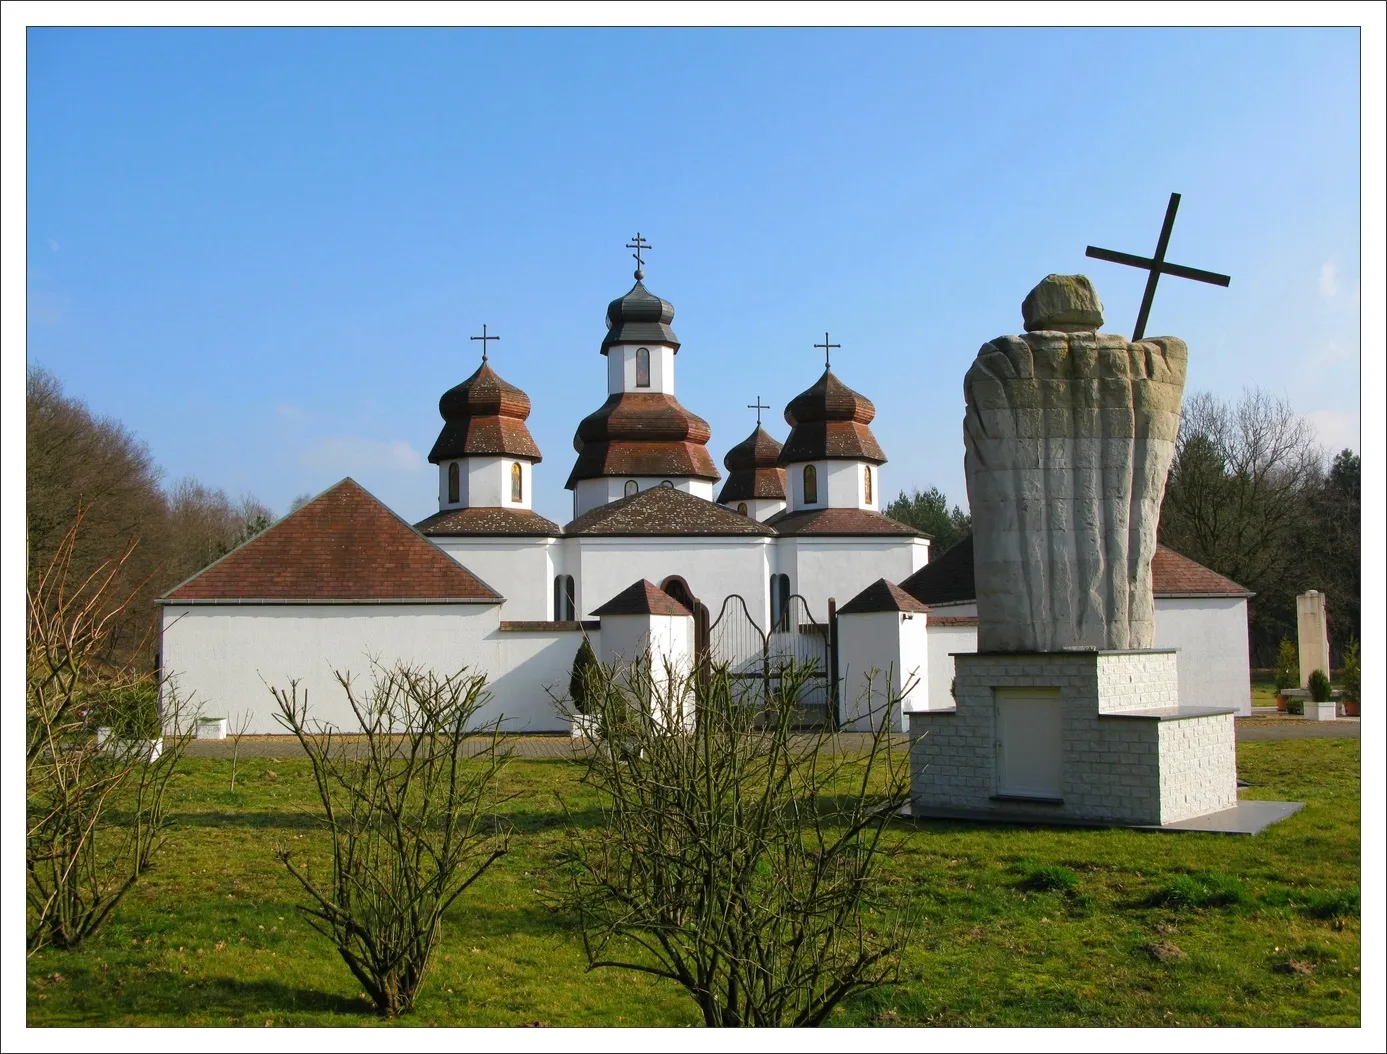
xmin=432 ymin=537 xmax=557 ymax=622
xmin=784 ymin=538 xmax=926 ymax=621
xmin=1152 ymin=596 xmax=1252 ymax=717
xmin=490 ymin=628 xmax=597 ymax=731
xmin=926 ymin=616 xmax=978 ymax=714
xmin=577 ymin=538 xmax=773 ymax=626
xmin=837 ymin=610 xmax=927 ymax=733
xmin=599 ymin=613 xmax=694 ymax=726
xmin=572 ymin=477 xmax=715 ymax=518
xmin=787 ymin=461 xmax=828 ymax=512
xmin=824 ymin=461 xmax=877 ymax=511
xmin=160 ymin=603 xmax=503 ymax=735
xmin=438 ymin=460 xmax=468 ymax=509
xmin=607 ymin=343 xmax=676 ymax=395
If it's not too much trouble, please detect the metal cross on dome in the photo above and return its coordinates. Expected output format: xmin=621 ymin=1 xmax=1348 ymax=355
xmin=470 ymin=323 xmax=499 ymax=363
xmin=814 ymin=332 xmax=841 ymax=370
xmin=1085 ymin=192 xmax=1231 ymax=341
xmin=626 ymin=232 xmax=651 ymax=279
xmin=747 ymin=396 xmax=771 ymax=426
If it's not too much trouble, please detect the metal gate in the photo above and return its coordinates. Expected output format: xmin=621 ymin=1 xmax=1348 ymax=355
xmin=705 ymin=593 xmax=834 ymax=724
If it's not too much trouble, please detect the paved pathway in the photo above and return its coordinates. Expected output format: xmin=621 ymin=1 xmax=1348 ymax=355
xmin=181 ymin=717 xmax=1358 ymax=760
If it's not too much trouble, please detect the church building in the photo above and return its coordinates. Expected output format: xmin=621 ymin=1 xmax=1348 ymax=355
xmin=157 ymin=241 xmax=1251 ymax=734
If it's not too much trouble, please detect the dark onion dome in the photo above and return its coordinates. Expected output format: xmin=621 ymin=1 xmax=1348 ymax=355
xmin=778 ymin=369 xmax=886 ymax=465
xmin=716 ymin=425 xmax=786 ymax=503
xmin=428 ymin=361 xmax=542 ymax=464
xmin=601 ymin=279 xmax=679 ymax=354
xmin=564 ymin=484 xmax=776 ymax=537
xmin=414 ymin=506 xmax=561 ymax=537
xmin=566 ymin=392 xmax=720 ymax=487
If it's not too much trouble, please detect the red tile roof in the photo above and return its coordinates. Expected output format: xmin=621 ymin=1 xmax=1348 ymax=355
xmin=766 ymin=508 xmax=926 ymax=537
xmin=718 ymin=425 xmax=787 ymax=503
xmin=900 ymin=535 xmax=1253 ymax=606
xmin=567 ymin=392 xmax=720 ymax=487
xmin=779 ymin=369 xmax=886 ymax=465
xmin=838 ymin=578 xmax=930 ymax=615
xmin=162 ymin=478 xmax=502 ymax=604
xmin=429 ymin=361 xmax=543 ymax=463
xmin=414 ymin=507 xmax=562 ymax=537
xmin=590 ymin=579 xmax=693 ymax=617
xmin=565 ymin=485 xmax=777 ymax=537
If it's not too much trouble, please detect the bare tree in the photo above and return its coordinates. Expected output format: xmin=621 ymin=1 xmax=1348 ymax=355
xmin=271 ymin=665 xmax=510 ymax=1018
xmin=557 ymin=659 xmax=914 ymax=1027
xmin=26 ymin=515 xmax=192 ymax=952
xmin=227 ymin=709 xmax=255 ymax=792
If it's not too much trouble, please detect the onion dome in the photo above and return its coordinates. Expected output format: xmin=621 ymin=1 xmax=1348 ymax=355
xmin=778 ymin=369 xmax=886 ymax=465
xmin=566 ymin=393 xmax=719 ymax=486
xmin=601 ymin=280 xmax=679 ymax=354
xmin=717 ymin=425 xmax=786 ymax=503
xmin=428 ymin=361 xmax=542 ymax=464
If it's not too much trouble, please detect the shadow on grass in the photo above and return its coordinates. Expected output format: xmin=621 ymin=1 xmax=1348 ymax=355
xmin=167 ymin=810 xmax=324 ymax=830
xmin=187 ymin=976 xmax=366 ymax=1018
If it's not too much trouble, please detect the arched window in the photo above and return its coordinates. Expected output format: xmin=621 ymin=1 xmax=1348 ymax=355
xmin=636 ymin=347 xmax=651 ymax=388
xmin=447 ymin=462 xmax=460 ymax=504
xmin=624 ymin=479 xmax=639 ymax=498
xmin=660 ymin=480 xmax=674 ymax=489
xmin=803 ymin=464 xmax=818 ymax=505
xmin=511 ymin=462 xmax=523 ymax=503
xmin=863 ymin=464 xmax=872 ymax=505
xmin=554 ymin=575 xmax=576 ymax=622
xmin=769 ymin=573 xmax=791 ymax=632
xmin=737 ymin=502 xmax=748 ymax=516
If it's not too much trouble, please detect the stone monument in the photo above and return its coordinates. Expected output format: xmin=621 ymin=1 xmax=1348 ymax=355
xmin=910 ymin=275 xmax=1265 ymax=829
xmin=1295 ymin=589 xmax=1331 ymax=688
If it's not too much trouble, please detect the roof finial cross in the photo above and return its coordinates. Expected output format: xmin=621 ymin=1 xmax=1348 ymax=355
xmin=1085 ymin=192 xmax=1231 ymax=341
xmin=470 ymin=323 xmax=499 ymax=363
xmin=747 ymin=396 xmax=771 ymax=427
xmin=626 ymin=232 xmax=651 ymax=280
xmin=814 ymin=331 xmax=841 ymax=370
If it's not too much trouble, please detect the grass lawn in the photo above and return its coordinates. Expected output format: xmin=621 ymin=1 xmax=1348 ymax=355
xmin=1250 ymin=668 xmax=1281 ymax=709
xmin=26 ymin=738 xmax=1359 ymax=1028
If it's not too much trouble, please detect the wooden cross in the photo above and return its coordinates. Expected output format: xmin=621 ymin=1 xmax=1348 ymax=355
xmin=814 ymin=331 xmax=841 ymax=370
xmin=470 ymin=323 xmax=499 ymax=363
xmin=1086 ymin=192 xmax=1231 ymax=341
xmin=626 ymin=232 xmax=651 ymax=277
xmin=747 ymin=396 xmax=771 ymax=426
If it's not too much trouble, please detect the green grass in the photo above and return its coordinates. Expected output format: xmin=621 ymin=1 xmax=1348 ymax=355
xmin=1250 ymin=668 xmax=1280 ymax=708
xmin=26 ymin=738 xmax=1360 ymax=1027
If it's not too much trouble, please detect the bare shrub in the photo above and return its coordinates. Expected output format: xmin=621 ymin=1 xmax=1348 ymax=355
xmin=26 ymin=516 xmax=192 ymax=952
xmin=558 ymin=659 xmax=914 ymax=1026
xmin=271 ymin=664 xmax=510 ymax=1018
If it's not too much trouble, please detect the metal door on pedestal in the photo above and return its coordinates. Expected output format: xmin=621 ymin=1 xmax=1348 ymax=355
xmin=994 ymin=687 xmax=1063 ymax=800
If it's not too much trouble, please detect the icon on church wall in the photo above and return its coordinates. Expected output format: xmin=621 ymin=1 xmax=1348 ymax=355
xmin=448 ymin=462 xmax=460 ymax=504
xmin=636 ymin=347 xmax=651 ymax=388
xmin=803 ymin=464 xmax=818 ymax=504
xmin=511 ymin=462 xmax=523 ymax=503
xmin=863 ymin=465 xmax=872 ymax=505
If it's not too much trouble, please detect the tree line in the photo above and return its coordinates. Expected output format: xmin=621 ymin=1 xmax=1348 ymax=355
xmin=26 ymin=366 xmax=280 ymax=668
xmin=885 ymin=388 xmax=1360 ymax=667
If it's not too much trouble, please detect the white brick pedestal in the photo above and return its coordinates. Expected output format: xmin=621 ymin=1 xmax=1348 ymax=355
xmin=909 ymin=649 xmax=1238 ymax=827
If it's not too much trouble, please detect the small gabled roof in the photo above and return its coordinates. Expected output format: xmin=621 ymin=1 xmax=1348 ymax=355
xmin=590 ymin=579 xmax=693 ymax=617
xmin=1150 ymin=545 xmax=1255 ymax=598
xmin=839 ymin=578 xmax=930 ymax=615
xmin=162 ymin=478 xmax=501 ymax=604
xmin=565 ymin=485 xmax=777 ymax=537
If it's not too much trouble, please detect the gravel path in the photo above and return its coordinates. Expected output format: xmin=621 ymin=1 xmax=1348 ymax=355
xmin=180 ymin=717 xmax=1358 ymax=760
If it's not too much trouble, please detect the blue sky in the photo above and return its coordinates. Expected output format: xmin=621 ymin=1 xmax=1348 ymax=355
xmin=23 ymin=27 xmax=1365 ymax=526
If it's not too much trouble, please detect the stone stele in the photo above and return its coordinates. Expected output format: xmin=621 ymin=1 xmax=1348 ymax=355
xmin=963 ymin=274 xmax=1187 ymax=652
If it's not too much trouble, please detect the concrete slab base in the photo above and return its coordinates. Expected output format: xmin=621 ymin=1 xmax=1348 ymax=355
xmin=899 ymin=797 xmax=1304 ymax=836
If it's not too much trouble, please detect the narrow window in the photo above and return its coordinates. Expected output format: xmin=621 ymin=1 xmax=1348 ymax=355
xmin=660 ymin=480 xmax=673 ymax=489
xmin=448 ymin=461 xmax=460 ymax=504
xmin=770 ymin=573 xmax=791 ymax=632
xmin=625 ymin=479 xmax=639 ymax=498
xmin=511 ymin=461 xmax=523 ymax=503
xmin=863 ymin=464 xmax=872 ymax=505
xmin=554 ymin=575 xmax=576 ymax=621
xmin=737 ymin=502 xmax=748 ymax=516
xmin=803 ymin=464 xmax=818 ymax=505
xmin=636 ymin=347 xmax=651 ymax=388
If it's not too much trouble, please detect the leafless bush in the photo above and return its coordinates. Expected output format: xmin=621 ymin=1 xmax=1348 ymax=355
xmin=227 ymin=709 xmax=255 ymax=791
xmin=26 ymin=516 xmax=192 ymax=952
xmin=558 ymin=659 xmax=914 ymax=1026
xmin=271 ymin=664 xmax=510 ymax=1018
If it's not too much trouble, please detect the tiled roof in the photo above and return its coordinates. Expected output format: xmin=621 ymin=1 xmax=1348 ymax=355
xmin=602 ymin=279 xmax=679 ymax=352
xmin=565 ymin=484 xmax=777 ymax=537
xmin=429 ymin=361 xmax=543 ymax=463
xmin=766 ymin=508 xmax=925 ymax=537
xmin=838 ymin=578 xmax=930 ymax=615
xmin=590 ymin=579 xmax=693 ymax=617
xmin=414 ymin=507 xmax=562 ymax=537
xmin=162 ymin=478 xmax=501 ymax=604
xmin=900 ymin=534 xmax=1253 ymax=605
xmin=779 ymin=369 xmax=886 ymax=465
xmin=1150 ymin=545 xmax=1254 ymax=597
xmin=567 ymin=392 xmax=719 ymax=487
xmin=717 ymin=425 xmax=787 ymax=503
